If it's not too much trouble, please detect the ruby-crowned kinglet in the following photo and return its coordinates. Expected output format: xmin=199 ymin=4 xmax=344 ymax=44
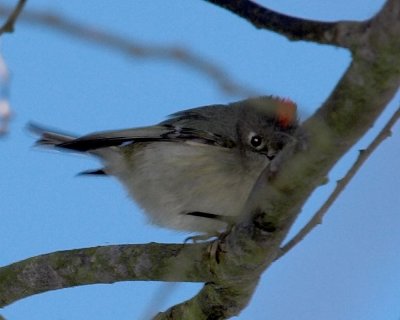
xmin=31 ymin=96 xmax=299 ymax=233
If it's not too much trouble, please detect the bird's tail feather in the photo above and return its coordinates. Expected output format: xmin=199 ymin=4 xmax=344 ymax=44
xmin=28 ymin=122 xmax=77 ymax=147
xmin=28 ymin=123 xmax=110 ymax=176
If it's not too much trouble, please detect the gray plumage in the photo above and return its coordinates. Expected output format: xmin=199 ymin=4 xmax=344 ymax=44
xmin=31 ymin=96 xmax=299 ymax=233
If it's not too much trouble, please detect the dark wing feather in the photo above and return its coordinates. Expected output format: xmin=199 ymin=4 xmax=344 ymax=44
xmin=30 ymin=123 xmax=235 ymax=153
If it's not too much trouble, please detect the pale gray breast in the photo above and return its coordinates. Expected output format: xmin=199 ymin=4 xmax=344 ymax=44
xmin=106 ymin=141 xmax=269 ymax=232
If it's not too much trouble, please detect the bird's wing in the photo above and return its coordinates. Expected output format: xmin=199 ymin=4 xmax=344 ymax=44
xmin=30 ymin=123 xmax=235 ymax=152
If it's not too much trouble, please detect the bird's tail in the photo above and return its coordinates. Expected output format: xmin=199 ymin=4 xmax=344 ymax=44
xmin=28 ymin=123 xmax=77 ymax=148
xmin=28 ymin=123 xmax=109 ymax=176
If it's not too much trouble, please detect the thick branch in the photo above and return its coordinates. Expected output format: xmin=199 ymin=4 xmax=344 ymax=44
xmin=0 ymin=243 xmax=213 ymax=307
xmin=155 ymin=219 xmax=282 ymax=320
xmin=0 ymin=219 xmax=281 ymax=316
xmin=240 ymin=0 xmax=400 ymax=255
xmin=204 ymin=0 xmax=365 ymax=48
xmin=250 ymin=0 xmax=400 ymax=227
xmin=278 ymin=106 xmax=400 ymax=259
xmin=154 ymin=280 xmax=258 ymax=320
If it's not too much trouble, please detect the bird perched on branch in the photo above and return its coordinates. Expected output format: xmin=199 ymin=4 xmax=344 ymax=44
xmin=31 ymin=96 xmax=299 ymax=234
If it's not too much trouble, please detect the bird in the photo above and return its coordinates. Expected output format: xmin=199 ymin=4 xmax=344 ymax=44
xmin=30 ymin=96 xmax=299 ymax=234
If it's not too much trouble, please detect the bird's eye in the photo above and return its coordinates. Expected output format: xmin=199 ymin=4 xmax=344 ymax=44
xmin=248 ymin=133 xmax=265 ymax=150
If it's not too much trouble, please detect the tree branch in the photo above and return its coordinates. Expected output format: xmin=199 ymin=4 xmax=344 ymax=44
xmin=0 ymin=0 xmax=26 ymax=36
xmin=204 ymin=0 xmax=366 ymax=48
xmin=0 ymin=5 xmax=256 ymax=96
xmin=0 ymin=243 xmax=214 ymax=307
xmin=277 ymin=106 xmax=400 ymax=260
xmin=154 ymin=218 xmax=282 ymax=320
xmin=251 ymin=0 xmax=400 ymax=229
xmin=0 ymin=1 xmax=399 ymax=318
xmin=157 ymin=0 xmax=400 ymax=317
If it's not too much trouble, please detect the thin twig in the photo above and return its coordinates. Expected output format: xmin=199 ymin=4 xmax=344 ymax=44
xmin=0 ymin=5 xmax=257 ymax=96
xmin=204 ymin=0 xmax=363 ymax=48
xmin=277 ymin=106 xmax=400 ymax=260
xmin=0 ymin=0 xmax=27 ymax=36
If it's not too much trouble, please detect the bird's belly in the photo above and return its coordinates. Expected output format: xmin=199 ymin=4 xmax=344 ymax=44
xmin=108 ymin=142 xmax=268 ymax=232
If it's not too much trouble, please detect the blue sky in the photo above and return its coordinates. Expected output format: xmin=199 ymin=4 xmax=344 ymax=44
xmin=1 ymin=1 xmax=399 ymax=319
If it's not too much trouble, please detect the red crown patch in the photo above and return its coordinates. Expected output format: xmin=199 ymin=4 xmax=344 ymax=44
xmin=275 ymin=97 xmax=297 ymax=128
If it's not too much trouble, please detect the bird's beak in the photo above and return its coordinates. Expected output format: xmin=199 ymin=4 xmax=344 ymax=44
xmin=261 ymin=148 xmax=277 ymax=161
